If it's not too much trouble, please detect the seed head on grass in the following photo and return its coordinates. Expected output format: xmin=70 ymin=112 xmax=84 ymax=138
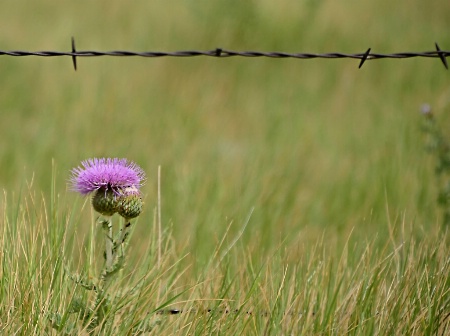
xmin=70 ymin=158 xmax=145 ymax=217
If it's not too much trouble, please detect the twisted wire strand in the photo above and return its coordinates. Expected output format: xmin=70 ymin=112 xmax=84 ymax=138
xmin=1 ymin=39 xmax=448 ymax=70
xmin=0 ymin=49 xmax=448 ymax=59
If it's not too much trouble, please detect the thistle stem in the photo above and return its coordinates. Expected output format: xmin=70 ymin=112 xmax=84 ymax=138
xmin=118 ymin=221 xmax=132 ymax=247
xmin=112 ymin=221 xmax=132 ymax=255
xmin=102 ymin=217 xmax=114 ymax=269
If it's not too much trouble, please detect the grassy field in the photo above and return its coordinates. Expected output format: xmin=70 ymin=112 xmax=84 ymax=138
xmin=0 ymin=1 xmax=449 ymax=334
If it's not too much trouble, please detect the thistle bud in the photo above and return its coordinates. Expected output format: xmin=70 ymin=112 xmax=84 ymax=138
xmin=92 ymin=189 xmax=119 ymax=216
xmin=117 ymin=186 xmax=143 ymax=219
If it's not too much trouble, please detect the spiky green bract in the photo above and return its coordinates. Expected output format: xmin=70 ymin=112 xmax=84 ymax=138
xmin=118 ymin=193 xmax=143 ymax=219
xmin=92 ymin=189 xmax=119 ymax=216
xmin=91 ymin=186 xmax=144 ymax=217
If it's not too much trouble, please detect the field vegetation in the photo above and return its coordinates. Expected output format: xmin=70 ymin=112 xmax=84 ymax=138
xmin=0 ymin=1 xmax=449 ymax=334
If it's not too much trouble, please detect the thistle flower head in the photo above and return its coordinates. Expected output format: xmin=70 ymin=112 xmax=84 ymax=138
xmin=70 ymin=158 xmax=145 ymax=196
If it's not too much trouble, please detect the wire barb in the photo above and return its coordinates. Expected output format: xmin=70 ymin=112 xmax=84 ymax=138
xmin=435 ymin=42 xmax=448 ymax=70
xmin=358 ymin=48 xmax=371 ymax=69
xmin=71 ymin=37 xmax=77 ymax=71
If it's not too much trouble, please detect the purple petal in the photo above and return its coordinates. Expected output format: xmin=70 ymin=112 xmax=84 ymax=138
xmin=69 ymin=158 xmax=145 ymax=195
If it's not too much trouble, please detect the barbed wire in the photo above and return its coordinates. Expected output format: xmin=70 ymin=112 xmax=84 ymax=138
xmin=155 ymin=307 xmax=300 ymax=318
xmin=0 ymin=38 xmax=448 ymax=71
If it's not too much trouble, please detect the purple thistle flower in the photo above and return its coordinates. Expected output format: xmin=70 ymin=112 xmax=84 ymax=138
xmin=70 ymin=158 xmax=145 ymax=196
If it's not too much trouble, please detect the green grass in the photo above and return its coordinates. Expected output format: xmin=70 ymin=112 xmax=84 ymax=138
xmin=1 ymin=188 xmax=449 ymax=334
xmin=0 ymin=0 xmax=449 ymax=334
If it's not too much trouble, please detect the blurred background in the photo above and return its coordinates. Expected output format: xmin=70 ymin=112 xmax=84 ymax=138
xmin=0 ymin=1 xmax=449 ymax=260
